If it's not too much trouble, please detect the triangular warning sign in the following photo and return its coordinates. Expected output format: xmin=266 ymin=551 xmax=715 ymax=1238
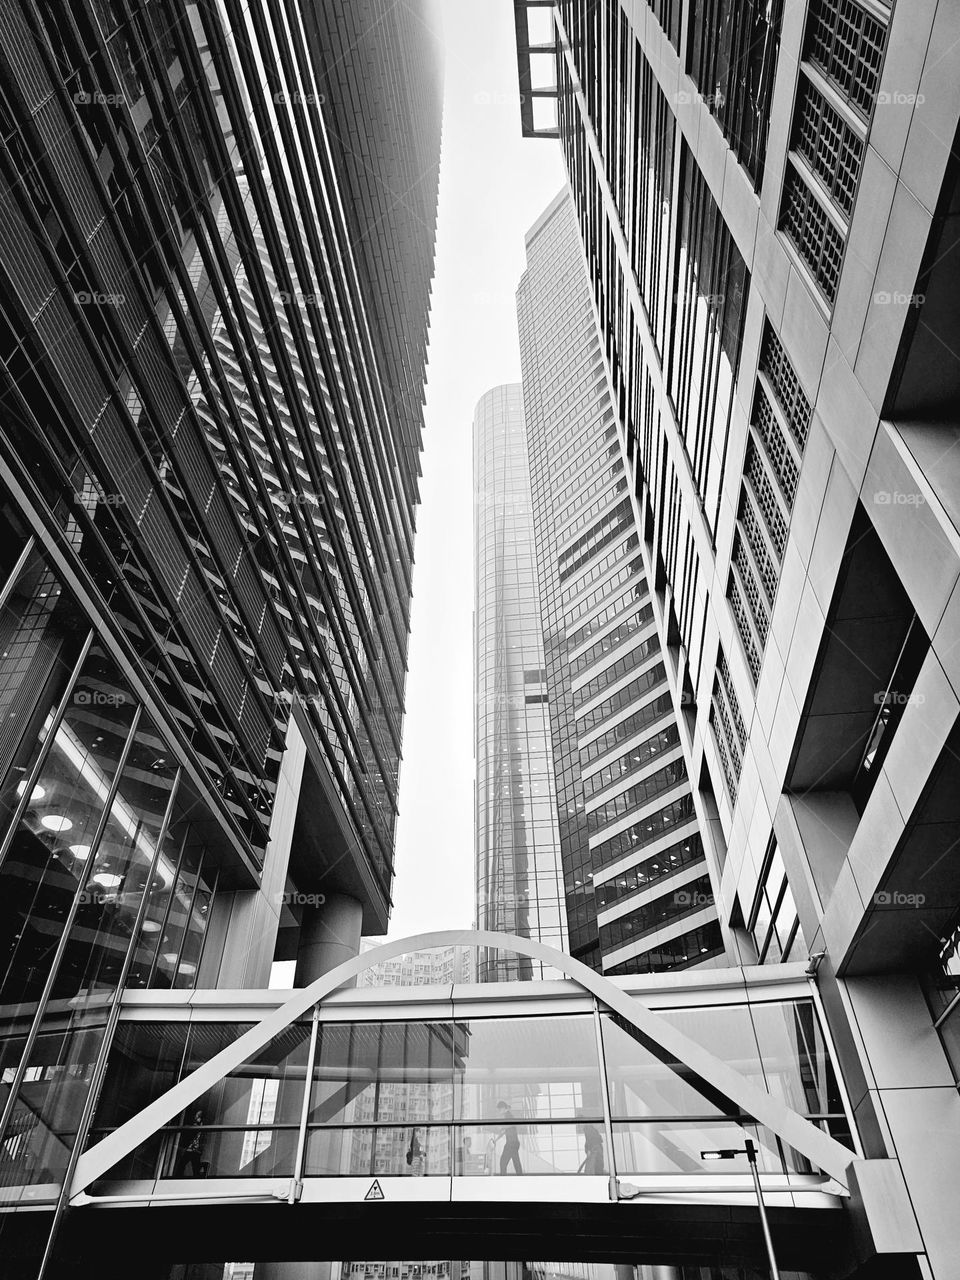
xmin=364 ymin=1179 xmax=385 ymax=1201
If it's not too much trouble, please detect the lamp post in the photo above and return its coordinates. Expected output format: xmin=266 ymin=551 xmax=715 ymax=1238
xmin=701 ymin=1138 xmax=781 ymax=1280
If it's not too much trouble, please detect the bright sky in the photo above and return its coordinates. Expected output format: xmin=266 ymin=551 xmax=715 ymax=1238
xmin=387 ymin=1 xmax=564 ymax=938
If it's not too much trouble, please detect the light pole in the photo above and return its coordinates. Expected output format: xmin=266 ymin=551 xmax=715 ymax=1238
xmin=701 ymin=1138 xmax=781 ymax=1280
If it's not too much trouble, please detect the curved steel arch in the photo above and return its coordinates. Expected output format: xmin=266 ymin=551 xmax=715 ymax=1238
xmin=72 ymin=929 xmax=855 ymax=1195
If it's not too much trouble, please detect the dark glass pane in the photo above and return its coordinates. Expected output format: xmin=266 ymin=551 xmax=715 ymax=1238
xmin=0 ymin=646 xmax=134 ymax=1020
xmin=0 ymin=547 xmax=89 ymax=833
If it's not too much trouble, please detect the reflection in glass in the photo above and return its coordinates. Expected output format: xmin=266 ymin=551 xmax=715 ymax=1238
xmin=309 ymin=1021 xmax=457 ymax=1127
xmin=454 ymin=1016 xmax=603 ymax=1123
xmin=303 ymin=1122 xmax=590 ymax=1178
xmin=79 ymin=1002 xmax=856 ymax=1186
xmin=162 ymin=1125 xmax=297 ymax=1179
xmin=0 ymin=546 xmax=89 ymax=838
xmin=601 ymin=1013 xmax=729 ymax=1119
xmin=613 ymin=1121 xmax=786 ymax=1176
xmin=1 ymin=709 xmax=182 ymax=1198
xmin=0 ymin=646 xmax=136 ymax=1019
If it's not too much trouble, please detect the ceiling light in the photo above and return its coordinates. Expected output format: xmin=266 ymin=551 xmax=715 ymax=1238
xmin=68 ymin=844 xmax=91 ymax=860
xmin=141 ymin=919 xmax=162 ymax=933
xmin=17 ymin=782 xmax=46 ymax=800
xmin=92 ymin=872 xmax=122 ymax=888
xmin=41 ymin=815 xmax=72 ymax=832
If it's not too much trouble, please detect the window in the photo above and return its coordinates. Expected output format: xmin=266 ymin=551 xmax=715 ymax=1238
xmin=728 ymin=320 xmax=811 ymax=681
xmin=687 ymin=0 xmax=784 ymax=189
xmin=710 ymin=648 xmax=746 ymax=801
xmin=748 ymin=839 xmax=805 ymax=963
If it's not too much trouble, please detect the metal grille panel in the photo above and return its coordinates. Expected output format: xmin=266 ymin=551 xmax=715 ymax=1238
xmin=759 ymin=323 xmax=812 ymax=450
xmin=744 ymin=441 xmax=787 ymax=558
xmin=753 ymin=385 xmax=799 ymax=506
xmin=806 ymin=0 xmax=888 ymax=119
xmin=780 ymin=164 xmax=845 ymax=302
xmin=729 ymin=575 xmax=763 ymax=683
xmin=795 ymin=80 xmax=864 ymax=217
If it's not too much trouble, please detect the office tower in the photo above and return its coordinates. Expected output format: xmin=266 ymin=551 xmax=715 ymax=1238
xmin=512 ymin=0 xmax=960 ymax=1273
xmin=0 ymin=0 xmax=440 ymax=1257
xmin=518 ymin=192 xmax=720 ymax=977
xmin=474 ymin=385 xmax=567 ymax=980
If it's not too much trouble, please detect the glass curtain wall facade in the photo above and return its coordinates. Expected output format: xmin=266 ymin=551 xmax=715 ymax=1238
xmin=0 ymin=0 xmax=441 ymax=1253
xmin=474 ymin=387 xmax=566 ymax=981
xmin=517 ymin=194 xmax=720 ymax=977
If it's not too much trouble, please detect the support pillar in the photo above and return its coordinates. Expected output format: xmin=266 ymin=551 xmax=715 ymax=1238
xmin=294 ymin=891 xmax=363 ymax=986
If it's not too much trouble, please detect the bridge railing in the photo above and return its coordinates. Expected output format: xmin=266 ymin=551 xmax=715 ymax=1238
xmin=81 ymin=1113 xmax=835 ymax=1187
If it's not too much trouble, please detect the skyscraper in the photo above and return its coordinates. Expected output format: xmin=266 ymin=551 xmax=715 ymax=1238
xmin=473 ymin=385 xmax=567 ymax=981
xmin=0 ymin=0 xmax=440 ymax=1258
xmin=512 ymin=0 xmax=960 ymax=1271
xmin=518 ymin=191 xmax=720 ymax=977
xmin=473 ymin=194 xmax=721 ymax=980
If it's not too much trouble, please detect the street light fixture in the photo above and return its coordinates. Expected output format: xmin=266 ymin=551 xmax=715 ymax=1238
xmin=700 ymin=1137 xmax=781 ymax=1280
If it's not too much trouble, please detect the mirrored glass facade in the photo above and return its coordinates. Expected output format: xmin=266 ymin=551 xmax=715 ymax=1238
xmin=474 ymin=386 xmax=566 ymax=981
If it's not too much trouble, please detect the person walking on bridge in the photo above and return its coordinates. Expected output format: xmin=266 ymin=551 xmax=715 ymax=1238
xmin=495 ymin=1100 xmax=523 ymax=1175
xmin=577 ymin=1109 xmax=605 ymax=1175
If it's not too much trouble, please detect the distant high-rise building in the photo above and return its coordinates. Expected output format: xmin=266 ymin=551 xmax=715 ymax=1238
xmin=0 ymin=0 xmax=440 ymax=1259
xmin=473 ymin=196 xmax=722 ymax=980
xmin=512 ymin=1 xmax=960 ymax=1274
xmin=517 ymin=192 xmax=720 ymax=977
xmin=473 ymin=385 xmax=566 ymax=980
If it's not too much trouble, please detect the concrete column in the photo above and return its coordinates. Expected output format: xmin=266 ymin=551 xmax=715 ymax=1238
xmin=294 ymin=890 xmax=363 ymax=986
xmin=208 ymin=713 xmax=308 ymax=988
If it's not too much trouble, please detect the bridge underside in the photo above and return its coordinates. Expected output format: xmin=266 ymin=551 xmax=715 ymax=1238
xmin=2 ymin=1200 xmax=856 ymax=1276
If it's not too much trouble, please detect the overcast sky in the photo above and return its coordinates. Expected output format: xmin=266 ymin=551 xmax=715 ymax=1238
xmin=387 ymin=2 xmax=564 ymax=938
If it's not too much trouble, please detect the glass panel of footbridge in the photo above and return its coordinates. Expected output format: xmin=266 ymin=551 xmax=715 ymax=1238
xmin=601 ymin=1001 xmax=854 ymax=1178
xmin=89 ymin=1020 xmax=308 ymax=1181
xmin=304 ymin=1014 xmax=605 ymax=1177
xmin=88 ymin=1000 xmax=852 ymax=1182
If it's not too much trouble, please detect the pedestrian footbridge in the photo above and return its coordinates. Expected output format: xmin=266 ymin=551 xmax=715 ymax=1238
xmin=0 ymin=932 xmax=923 ymax=1276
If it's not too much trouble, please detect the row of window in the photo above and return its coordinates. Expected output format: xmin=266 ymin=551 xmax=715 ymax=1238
xmin=710 ymin=647 xmax=747 ymax=803
xmin=592 ymin=793 xmax=698 ymax=872
xmin=728 ymin=321 xmax=812 ymax=682
xmin=599 ymin=874 xmax=714 ymax=954
xmin=576 ymin=662 xmax=667 ymax=737
xmin=583 ymin=723 xmax=680 ymax=801
xmin=579 ymin=691 xmax=675 ymax=770
xmin=586 ymin=756 xmax=687 ymax=836
xmin=595 ymin=834 xmax=705 ymax=911
xmin=559 ymin=535 xmax=640 ymax=605
xmin=572 ymin=633 xmax=662 ymax=708
xmin=566 ymin=584 xmax=650 ymax=653
xmin=558 ymin=499 xmax=634 ymax=583
xmin=563 ymin=558 xmax=645 ymax=629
